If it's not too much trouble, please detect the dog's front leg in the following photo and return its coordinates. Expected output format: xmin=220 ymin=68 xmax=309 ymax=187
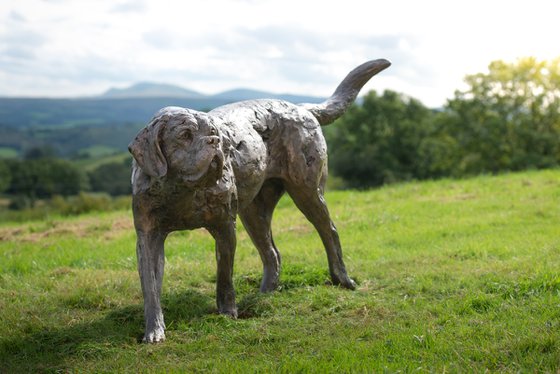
xmin=136 ymin=229 xmax=167 ymax=343
xmin=209 ymin=221 xmax=238 ymax=318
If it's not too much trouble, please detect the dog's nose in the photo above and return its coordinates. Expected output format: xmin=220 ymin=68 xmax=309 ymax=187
xmin=207 ymin=136 xmax=220 ymax=145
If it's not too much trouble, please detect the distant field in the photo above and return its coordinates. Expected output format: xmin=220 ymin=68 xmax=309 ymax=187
xmin=0 ymin=123 xmax=143 ymax=158
xmin=74 ymin=150 xmax=131 ymax=172
xmin=76 ymin=145 xmax=121 ymax=158
xmin=0 ymin=170 xmax=559 ymax=372
xmin=0 ymin=147 xmax=18 ymax=159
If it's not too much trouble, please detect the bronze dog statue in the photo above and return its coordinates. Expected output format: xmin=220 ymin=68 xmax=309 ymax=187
xmin=129 ymin=59 xmax=390 ymax=342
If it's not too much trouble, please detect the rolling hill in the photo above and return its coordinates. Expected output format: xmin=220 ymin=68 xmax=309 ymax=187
xmin=0 ymin=83 xmax=325 ymax=157
xmin=0 ymin=83 xmax=325 ymax=129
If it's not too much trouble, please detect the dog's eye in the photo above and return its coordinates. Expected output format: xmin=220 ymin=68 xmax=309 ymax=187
xmin=179 ymin=129 xmax=192 ymax=141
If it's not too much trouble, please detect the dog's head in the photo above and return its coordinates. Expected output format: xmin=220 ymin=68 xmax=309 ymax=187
xmin=129 ymin=107 xmax=225 ymax=187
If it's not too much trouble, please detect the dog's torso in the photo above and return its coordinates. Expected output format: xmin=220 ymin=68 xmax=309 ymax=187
xmin=132 ymin=99 xmax=327 ymax=233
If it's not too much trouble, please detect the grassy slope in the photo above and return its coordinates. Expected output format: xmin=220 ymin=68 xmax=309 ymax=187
xmin=0 ymin=170 xmax=559 ymax=372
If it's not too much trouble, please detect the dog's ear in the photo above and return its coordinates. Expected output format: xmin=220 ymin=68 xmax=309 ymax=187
xmin=128 ymin=115 xmax=168 ymax=178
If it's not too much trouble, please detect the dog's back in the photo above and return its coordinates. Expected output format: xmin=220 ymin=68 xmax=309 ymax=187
xmin=210 ymin=99 xmax=327 ymax=189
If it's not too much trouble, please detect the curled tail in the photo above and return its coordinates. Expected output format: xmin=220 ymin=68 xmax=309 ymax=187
xmin=302 ymin=59 xmax=391 ymax=125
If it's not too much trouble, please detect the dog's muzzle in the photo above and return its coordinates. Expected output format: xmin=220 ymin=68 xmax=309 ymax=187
xmin=206 ymin=135 xmax=220 ymax=145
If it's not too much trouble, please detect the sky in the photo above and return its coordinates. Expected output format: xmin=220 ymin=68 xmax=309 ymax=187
xmin=0 ymin=0 xmax=559 ymax=107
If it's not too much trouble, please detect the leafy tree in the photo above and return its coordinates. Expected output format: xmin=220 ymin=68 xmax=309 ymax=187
xmin=23 ymin=146 xmax=57 ymax=160
xmin=325 ymin=90 xmax=434 ymax=188
xmin=88 ymin=158 xmax=132 ymax=196
xmin=6 ymin=158 xmax=87 ymax=206
xmin=442 ymin=57 xmax=560 ymax=174
xmin=326 ymin=58 xmax=560 ymax=189
xmin=416 ymin=112 xmax=462 ymax=179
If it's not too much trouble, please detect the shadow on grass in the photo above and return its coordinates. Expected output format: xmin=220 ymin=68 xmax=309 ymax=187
xmin=1 ymin=266 xmax=341 ymax=371
xmin=234 ymin=264 xmax=333 ymax=294
xmin=0 ymin=289 xmax=213 ymax=373
xmin=235 ymin=265 xmax=339 ymax=319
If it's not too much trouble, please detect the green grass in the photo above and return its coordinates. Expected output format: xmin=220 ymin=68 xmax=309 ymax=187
xmin=1 ymin=169 xmax=559 ymax=372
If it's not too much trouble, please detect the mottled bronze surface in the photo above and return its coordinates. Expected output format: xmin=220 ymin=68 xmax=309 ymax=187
xmin=129 ymin=59 xmax=391 ymax=343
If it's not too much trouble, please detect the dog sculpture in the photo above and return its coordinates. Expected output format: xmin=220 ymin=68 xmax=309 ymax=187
xmin=129 ymin=59 xmax=391 ymax=342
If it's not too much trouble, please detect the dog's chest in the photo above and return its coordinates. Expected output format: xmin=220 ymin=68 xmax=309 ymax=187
xmin=158 ymin=168 xmax=238 ymax=231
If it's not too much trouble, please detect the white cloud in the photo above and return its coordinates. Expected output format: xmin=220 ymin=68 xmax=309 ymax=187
xmin=0 ymin=0 xmax=559 ymax=107
xmin=110 ymin=0 xmax=146 ymax=13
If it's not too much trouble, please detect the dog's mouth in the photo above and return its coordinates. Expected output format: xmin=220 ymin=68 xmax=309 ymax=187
xmin=209 ymin=154 xmax=223 ymax=172
xmin=205 ymin=154 xmax=224 ymax=184
xmin=195 ymin=153 xmax=223 ymax=187
xmin=181 ymin=151 xmax=224 ymax=186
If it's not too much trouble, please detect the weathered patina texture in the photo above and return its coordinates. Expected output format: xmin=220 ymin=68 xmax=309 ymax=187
xmin=129 ymin=59 xmax=391 ymax=343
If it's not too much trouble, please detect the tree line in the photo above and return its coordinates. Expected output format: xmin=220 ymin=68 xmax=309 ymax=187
xmin=0 ymin=57 xmax=559 ymax=208
xmin=325 ymin=57 xmax=560 ymax=188
xmin=0 ymin=149 xmax=131 ymax=209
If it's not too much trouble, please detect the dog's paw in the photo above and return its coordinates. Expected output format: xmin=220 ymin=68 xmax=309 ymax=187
xmin=259 ymin=280 xmax=279 ymax=293
xmin=142 ymin=327 xmax=166 ymax=343
xmin=218 ymin=307 xmax=238 ymax=319
xmin=333 ymin=275 xmax=357 ymax=290
xmin=343 ymin=278 xmax=357 ymax=290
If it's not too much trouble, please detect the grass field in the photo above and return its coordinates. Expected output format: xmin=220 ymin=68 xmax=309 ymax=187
xmin=1 ymin=170 xmax=559 ymax=372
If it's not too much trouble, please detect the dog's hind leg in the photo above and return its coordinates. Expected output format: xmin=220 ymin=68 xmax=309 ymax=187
xmin=136 ymin=229 xmax=167 ymax=343
xmin=239 ymin=179 xmax=285 ymax=292
xmin=285 ymin=181 xmax=356 ymax=290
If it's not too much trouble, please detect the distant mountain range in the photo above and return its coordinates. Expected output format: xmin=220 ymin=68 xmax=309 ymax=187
xmin=100 ymin=82 xmax=325 ymax=104
xmin=0 ymin=82 xmax=326 ymax=129
xmin=101 ymin=82 xmax=206 ymax=99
